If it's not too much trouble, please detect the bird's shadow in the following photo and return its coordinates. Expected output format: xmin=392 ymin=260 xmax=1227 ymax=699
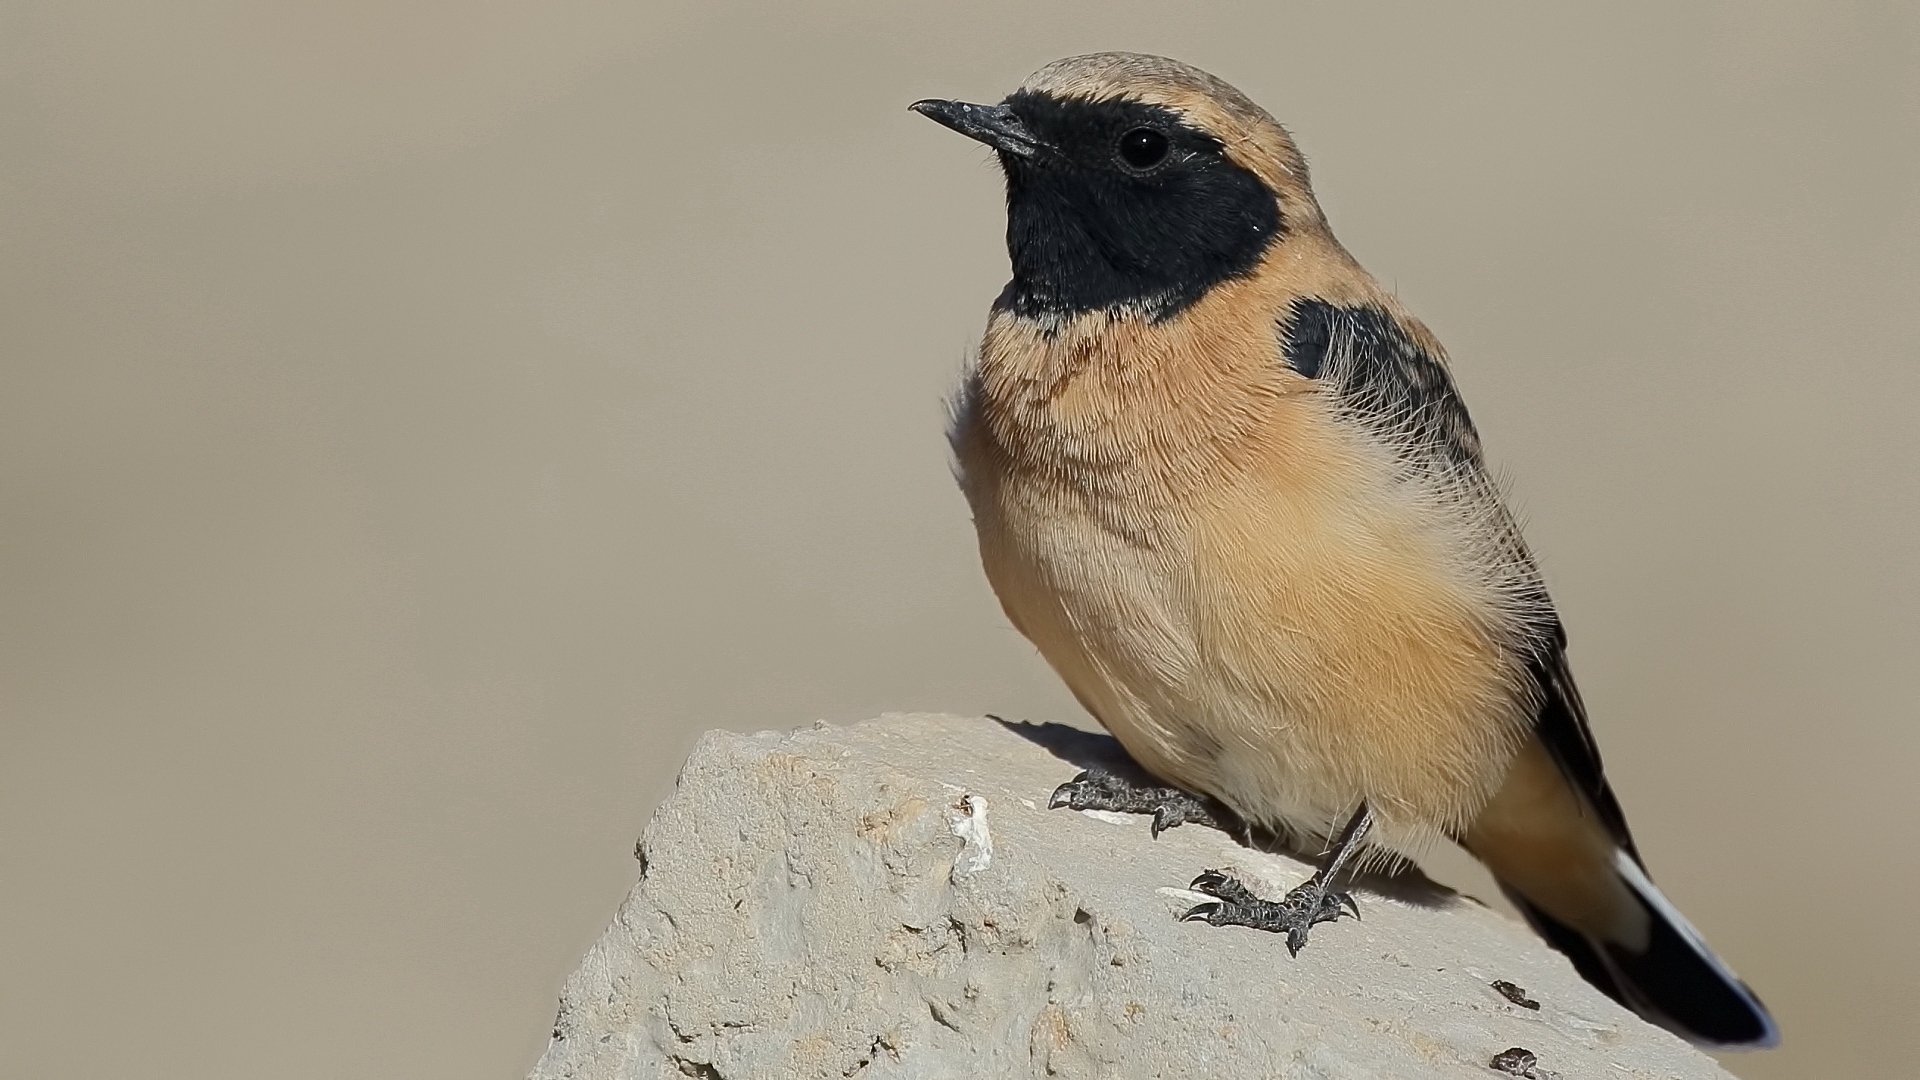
xmin=991 ymin=714 xmax=1461 ymax=910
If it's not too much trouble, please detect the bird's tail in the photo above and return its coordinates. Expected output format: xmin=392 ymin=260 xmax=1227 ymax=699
xmin=1499 ymin=848 xmax=1778 ymax=1048
xmin=1465 ymin=739 xmax=1777 ymax=1048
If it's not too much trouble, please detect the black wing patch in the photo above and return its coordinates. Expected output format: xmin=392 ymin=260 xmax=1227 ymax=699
xmin=1278 ymin=297 xmax=1640 ymax=858
xmin=1279 ymin=297 xmax=1486 ymax=474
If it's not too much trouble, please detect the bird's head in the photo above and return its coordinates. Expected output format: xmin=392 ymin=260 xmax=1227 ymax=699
xmin=913 ymin=53 xmax=1324 ymax=323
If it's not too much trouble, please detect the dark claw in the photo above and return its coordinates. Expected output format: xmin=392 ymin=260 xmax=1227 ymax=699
xmin=1046 ymin=780 xmax=1076 ymax=809
xmin=1190 ymin=869 xmax=1227 ymax=891
xmin=1181 ymin=901 xmax=1221 ymax=923
xmin=1150 ymin=806 xmax=1176 ymax=838
xmin=1189 ymin=869 xmax=1258 ymax=906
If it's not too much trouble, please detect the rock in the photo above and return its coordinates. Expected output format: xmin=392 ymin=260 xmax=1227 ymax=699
xmin=529 ymin=713 xmax=1735 ymax=1080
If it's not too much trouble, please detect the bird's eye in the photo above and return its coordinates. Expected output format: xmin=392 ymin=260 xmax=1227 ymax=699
xmin=1116 ymin=127 xmax=1170 ymax=171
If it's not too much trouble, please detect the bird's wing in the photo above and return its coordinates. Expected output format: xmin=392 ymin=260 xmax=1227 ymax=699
xmin=1525 ymin=620 xmax=1638 ymax=857
xmin=1278 ymin=296 xmax=1639 ymax=858
xmin=1280 ymin=297 xmax=1490 ymax=474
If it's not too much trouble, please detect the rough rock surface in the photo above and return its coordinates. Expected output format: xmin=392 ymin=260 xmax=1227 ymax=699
xmin=530 ymin=713 xmax=1735 ymax=1080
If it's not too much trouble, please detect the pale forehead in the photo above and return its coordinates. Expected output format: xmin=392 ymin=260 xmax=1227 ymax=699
xmin=1018 ymin=52 xmax=1277 ymax=138
xmin=1017 ymin=52 xmax=1301 ymax=192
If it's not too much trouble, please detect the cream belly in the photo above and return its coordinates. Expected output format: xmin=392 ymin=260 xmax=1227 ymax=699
xmin=963 ymin=415 xmax=1534 ymax=856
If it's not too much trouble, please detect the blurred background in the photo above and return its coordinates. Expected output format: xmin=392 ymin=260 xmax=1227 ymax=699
xmin=3 ymin=2 xmax=1915 ymax=1077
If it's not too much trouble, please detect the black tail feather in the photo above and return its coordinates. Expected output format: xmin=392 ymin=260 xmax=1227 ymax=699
xmin=1502 ymin=858 xmax=1778 ymax=1049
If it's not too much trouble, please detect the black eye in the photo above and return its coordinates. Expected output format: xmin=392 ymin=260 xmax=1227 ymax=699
xmin=1116 ymin=127 xmax=1170 ymax=171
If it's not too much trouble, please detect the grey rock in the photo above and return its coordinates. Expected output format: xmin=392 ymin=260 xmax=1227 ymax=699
xmin=529 ymin=713 xmax=1735 ymax=1080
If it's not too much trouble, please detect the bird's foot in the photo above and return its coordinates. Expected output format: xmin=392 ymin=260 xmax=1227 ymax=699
xmin=1047 ymin=768 xmax=1237 ymax=838
xmin=1182 ymin=869 xmax=1359 ymax=956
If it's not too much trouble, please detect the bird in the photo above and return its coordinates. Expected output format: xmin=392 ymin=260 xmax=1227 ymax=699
xmin=910 ymin=52 xmax=1776 ymax=1049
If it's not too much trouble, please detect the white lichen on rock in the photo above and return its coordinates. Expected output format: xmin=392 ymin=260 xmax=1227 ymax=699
xmin=529 ymin=713 xmax=1736 ymax=1080
xmin=946 ymin=794 xmax=994 ymax=874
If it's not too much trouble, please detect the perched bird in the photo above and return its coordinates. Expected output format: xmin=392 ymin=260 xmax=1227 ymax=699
xmin=912 ymin=52 xmax=1776 ymax=1049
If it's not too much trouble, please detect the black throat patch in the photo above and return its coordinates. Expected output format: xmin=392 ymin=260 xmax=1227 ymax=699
xmin=993 ymin=91 xmax=1283 ymax=323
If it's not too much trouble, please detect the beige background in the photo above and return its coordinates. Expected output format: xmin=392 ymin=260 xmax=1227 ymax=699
xmin=3 ymin=2 xmax=1915 ymax=1077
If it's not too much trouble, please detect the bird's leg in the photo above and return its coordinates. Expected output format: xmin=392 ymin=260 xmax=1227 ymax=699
xmin=1047 ymin=768 xmax=1244 ymax=839
xmin=1183 ymin=802 xmax=1374 ymax=956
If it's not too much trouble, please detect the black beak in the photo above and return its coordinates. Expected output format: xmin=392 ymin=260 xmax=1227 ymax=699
xmin=909 ymin=99 xmax=1044 ymax=158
